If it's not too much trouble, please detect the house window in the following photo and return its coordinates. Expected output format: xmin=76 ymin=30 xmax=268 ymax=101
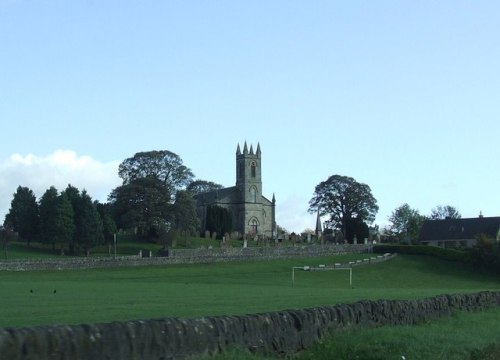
xmin=250 ymin=161 xmax=256 ymax=177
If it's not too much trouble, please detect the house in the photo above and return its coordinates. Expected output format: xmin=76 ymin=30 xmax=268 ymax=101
xmin=419 ymin=216 xmax=500 ymax=248
xmin=194 ymin=142 xmax=276 ymax=239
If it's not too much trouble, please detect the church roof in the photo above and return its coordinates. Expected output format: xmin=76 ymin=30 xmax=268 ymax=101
xmin=193 ymin=186 xmax=240 ymax=204
xmin=419 ymin=216 xmax=500 ymax=241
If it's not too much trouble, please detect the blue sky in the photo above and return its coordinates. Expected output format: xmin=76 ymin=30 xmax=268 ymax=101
xmin=1 ymin=1 xmax=499 ymax=233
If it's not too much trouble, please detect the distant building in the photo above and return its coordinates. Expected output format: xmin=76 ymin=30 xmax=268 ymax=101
xmin=419 ymin=216 xmax=500 ymax=248
xmin=194 ymin=142 xmax=276 ymax=238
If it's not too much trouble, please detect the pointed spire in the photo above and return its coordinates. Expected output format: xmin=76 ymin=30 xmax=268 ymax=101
xmin=272 ymin=193 xmax=276 ymax=204
xmin=256 ymin=142 xmax=261 ymax=156
xmin=243 ymin=141 xmax=248 ymax=154
xmin=249 ymin=144 xmax=254 ymax=155
xmin=315 ymin=209 xmax=322 ymax=236
xmin=236 ymin=143 xmax=241 ymax=155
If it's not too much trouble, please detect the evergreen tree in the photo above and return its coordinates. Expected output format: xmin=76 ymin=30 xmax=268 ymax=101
xmin=4 ymin=186 xmax=39 ymax=246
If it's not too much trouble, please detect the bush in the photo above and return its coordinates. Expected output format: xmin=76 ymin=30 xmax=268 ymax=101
xmin=373 ymin=244 xmax=470 ymax=263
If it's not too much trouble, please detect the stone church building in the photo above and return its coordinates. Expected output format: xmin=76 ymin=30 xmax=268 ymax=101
xmin=194 ymin=142 xmax=276 ymax=239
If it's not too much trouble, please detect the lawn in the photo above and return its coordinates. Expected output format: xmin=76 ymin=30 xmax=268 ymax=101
xmin=1 ymin=254 xmax=499 ymax=329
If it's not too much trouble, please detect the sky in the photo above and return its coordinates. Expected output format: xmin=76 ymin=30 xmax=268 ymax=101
xmin=1 ymin=1 xmax=499 ymax=233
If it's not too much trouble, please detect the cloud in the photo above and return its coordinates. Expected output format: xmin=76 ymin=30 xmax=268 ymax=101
xmin=0 ymin=150 xmax=121 ymax=222
xmin=276 ymin=195 xmax=316 ymax=234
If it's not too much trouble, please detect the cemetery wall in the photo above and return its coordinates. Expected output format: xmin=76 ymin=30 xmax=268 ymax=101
xmin=1 ymin=291 xmax=499 ymax=359
xmin=0 ymin=244 xmax=371 ymax=271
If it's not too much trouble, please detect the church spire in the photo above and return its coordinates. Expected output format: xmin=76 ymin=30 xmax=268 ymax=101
xmin=256 ymin=142 xmax=261 ymax=156
xmin=236 ymin=143 xmax=241 ymax=155
xmin=249 ymin=144 xmax=254 ymax=155
xmin=243 ymin=141 xmax=248 ymax=154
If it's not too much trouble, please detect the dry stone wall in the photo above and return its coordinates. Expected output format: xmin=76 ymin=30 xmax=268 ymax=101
xmin=1 ymin=291 xmax=499 ymax=359
xmin=0 ymin=244 xmax=371 ymax=271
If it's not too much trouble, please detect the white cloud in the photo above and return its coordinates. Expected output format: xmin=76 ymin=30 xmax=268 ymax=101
xmin=276 ymin=195 xmax=316 ymax=234
xmin=0 ymin=150 xmax=121 ymax=222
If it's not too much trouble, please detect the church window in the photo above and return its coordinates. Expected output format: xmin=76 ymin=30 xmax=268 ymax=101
xmin=250 ymin=218 xmax=258 ymax=234
xmin=250 ymin=161 xmax=256 ymax=177
xmin=250 ymin=187 xmax=257 ymax=203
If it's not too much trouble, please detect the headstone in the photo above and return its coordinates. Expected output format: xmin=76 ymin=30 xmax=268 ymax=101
xmin=243 ymin=239 xmax=248 ymax=248
xmin=307 ymin=233 xmax=311 ymax=243
xmin=205 ymin=230 xmax=210 ymax=239
xmin=364 ymin=238 xmax=368 ymax=245
xmin=353 ymin=235 xmax=358 ymax=244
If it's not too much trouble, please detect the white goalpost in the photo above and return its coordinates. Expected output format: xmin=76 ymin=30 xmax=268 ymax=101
xmin=291 ymin=265 xmax=352 ymax=288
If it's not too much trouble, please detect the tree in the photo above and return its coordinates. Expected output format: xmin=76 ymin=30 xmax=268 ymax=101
xmin=205 ymin=205 xmax=232 ymax=238
xmin=430 ymin=205 xmax=461 ymax=220
xmin=39 ymin=187 xmax=75 ymax=252
xmin=109 ymin=177 xmax=172 ymax=239
xmin=62 ymin=185 xmax=103 ymax=255
xmin=0 ymin=225 xmax=18 ymax=259
xmin=308 ymin=175 xmax=378 ymax=238
xmin=4 ymin=186 xmax=39 ymax=246
xmin=345 ymin=216 xmax=369 ymax=243
xmin=118 ymin=150 xmax=194 ymax=200
xmin=172 ymin=190 xmax=200 ymax=234
xmin=95 ymin=201 xmax=118 ymax=251
xmin=186 ymin=180 xmax=224 ymax=196
xmin=387 ymin=203 xmax=425 ymax=243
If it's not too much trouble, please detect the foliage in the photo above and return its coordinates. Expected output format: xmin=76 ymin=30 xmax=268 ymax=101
xmin=373 ymin=244 xmax=470 ymax=263
xmin=4 ymin=186 xmax=39 ymax=245
xmin=63 ymin=187 xmax=104 ymax=255
xmin=345 ymin=216 xmax=369 ymax=243
xmin=205 ymin=205 xmax=232 ymax=238
xmin=109 ymin=177 xmax=172 ymax=238
xmin=172 ymin=190 xmax=200 ymax=234
xmin=118 ymin=150 xmax=194 ymax=200
xmin=0 ymin=225 xmax=18 ymax=259
xmin=308 ymin=175 xmax=378 ymax=238
xmin=95 ymin=202 xmax=118 ymax=245
xmin=187 ymin=180 xmax=224 ymax=196
xmin=430 ymin=205 xmax=461 ymax=220
xmin=39 ymin=187 xmax=75 ymax=251
xmin=469 ymin=234 xmax=500 ymax=274
xmin=387 ymin=203 xmax=425 ymax=243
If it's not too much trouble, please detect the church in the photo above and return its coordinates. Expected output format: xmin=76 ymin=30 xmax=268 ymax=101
xmin=194 ymin=142 xmax=276 ymax=239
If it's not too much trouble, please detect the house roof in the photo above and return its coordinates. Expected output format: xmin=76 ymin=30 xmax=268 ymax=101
xmin=193 ymin=186 xmax=239 ymax=204
xmin=419 ymin=216 xmax=500 ymax=241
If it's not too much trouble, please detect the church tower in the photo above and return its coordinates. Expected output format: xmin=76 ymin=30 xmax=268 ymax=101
xmin=235 ymin=142 xmax=274 ymax=236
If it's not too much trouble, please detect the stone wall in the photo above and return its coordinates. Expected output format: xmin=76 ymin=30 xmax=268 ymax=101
xmin=1 ymin=291 xmax=499 ymax=359
xmin=0 ymin=244 xmax=371 ymax=271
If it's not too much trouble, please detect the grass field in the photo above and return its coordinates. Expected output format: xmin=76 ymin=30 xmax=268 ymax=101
xmin=1 ymin=254 xmax=499 ymax=329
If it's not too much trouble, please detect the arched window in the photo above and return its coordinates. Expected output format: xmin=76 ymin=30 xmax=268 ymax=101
xmin=249 ymin=218 xmax=259 ymax=234
xmin=250 ymin=161 xmax=256 ymax=177
xmin=250 ymin=186 xmax=257 ymax=203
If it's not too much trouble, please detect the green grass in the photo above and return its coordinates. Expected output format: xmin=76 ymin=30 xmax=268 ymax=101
xmin=206 ymin=308 xmax=500 ymax=360
xmin=1 ymin=254 xmax=499 ymax=329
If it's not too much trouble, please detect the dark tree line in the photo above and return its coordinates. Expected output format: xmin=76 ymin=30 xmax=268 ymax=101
xmin=2 ymin=149 xmax=223 ymax=252
xmin=4 ymin=185 xmax=115 ymax=255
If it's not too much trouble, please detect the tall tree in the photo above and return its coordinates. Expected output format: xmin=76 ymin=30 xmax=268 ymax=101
xmin=430 ymin=205 xmax=461 ymax=220
xmin=4 ymin=186 xmax=39 ymax=246
xmin=206 ymin=205 xmax=232 ymax=238
xmin=186 ymin=180 xmax=224 ymax=196
xmin=39 ymin=187 xmax=75 ymax=252
xmin=109 ymin=177 xmax=172 ymax=238
xmin=387 ymin=203 xmax=425 ymax=242
xmin=76 ymin=191 xmax=103 ymax=255
xmin=308 ymin=175 xmax=378 ymax=238
xmin=118 ymin=150 xmax=194 ymax=200
xmin=172 ymin=190 xmax=200 ymax=234
xmin=95 ymin=201 xmax=118 ymax=250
